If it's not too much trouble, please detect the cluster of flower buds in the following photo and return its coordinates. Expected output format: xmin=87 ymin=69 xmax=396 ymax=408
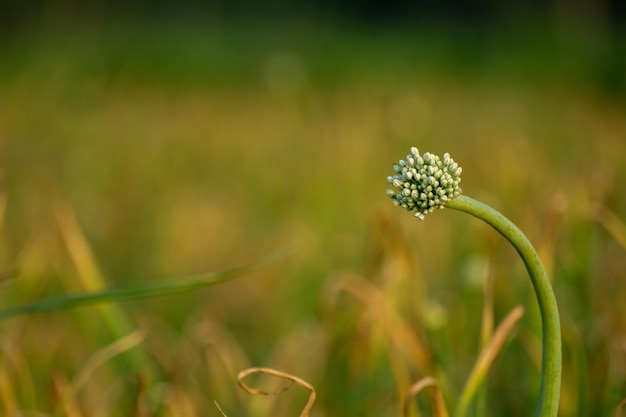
xmin=386 ymin=147 xmax=462 ymax=220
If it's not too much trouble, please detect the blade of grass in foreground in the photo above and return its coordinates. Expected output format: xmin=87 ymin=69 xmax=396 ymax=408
xmin=0 ymin=246 xmax=294 ymax=320
xmin=455 ymin=305 xmax=525 ymax=417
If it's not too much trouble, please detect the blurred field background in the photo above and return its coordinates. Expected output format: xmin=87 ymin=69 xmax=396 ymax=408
xmin=1 ymin=1 xmax=626 ymax=416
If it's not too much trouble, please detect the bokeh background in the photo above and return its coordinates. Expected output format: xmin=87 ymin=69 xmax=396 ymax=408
xmin=1 ymin=1 xmax=625 ymax=416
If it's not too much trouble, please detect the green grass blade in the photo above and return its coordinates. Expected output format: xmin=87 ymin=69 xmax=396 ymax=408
xmin=0 ymin=246 xmax=294 ymax=320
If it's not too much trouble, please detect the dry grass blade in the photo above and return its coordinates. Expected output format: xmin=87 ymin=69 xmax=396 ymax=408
xmin=476 ymin=258 xmax=494 ymax=417
xmin=328 ymin=271 xmax=431 ymax=374
xmin=560 ymin=318 xmax=589 ymax=416
xmin=55 ymin=202 xmax=108 ymax=292
xmin=325 ymin=271 xmax=433 ymax=405
xmin=53 ymin=374 xmax=85 ymax=417
xmin=72 ymin=329 xmax=146 ymax=394
xmin=55 ymin=202 xmax=158 ymax=387
xmin=0 ymin=173 xmax=11 ymax=286
xmin=480 ymin=260 xmax=494 ymax=348
xmin=0 ymin=170 xmax=6 ymax=237
xmin=214 ymin=400 xmax=228 ymax=417
xmin=456 ymin=305 xmax=525 ymax=417
xmin=592 ymin=204 xmax=626 ymax=252
xmin=1 ymin=333 xmax=38 ymax=411
xmin=0 ymin=367 xmax=17 ymax=417
xmin=616 ymin=398 xmax=626 ymax=417
xmin=402 ymin=376 xmax=449 ymax=417
xmin=53 ymin=329 xmax=146 ymax=416
xmin=237 ymin=367 xmax=316 ymax=417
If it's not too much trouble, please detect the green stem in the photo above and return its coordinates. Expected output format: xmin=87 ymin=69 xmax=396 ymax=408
xmin=446 ymin=195 xmax=561 ymax=417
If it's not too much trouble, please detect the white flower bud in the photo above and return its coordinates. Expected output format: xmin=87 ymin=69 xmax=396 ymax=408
xmin=387 ymin=147 xmax=462 ymax=219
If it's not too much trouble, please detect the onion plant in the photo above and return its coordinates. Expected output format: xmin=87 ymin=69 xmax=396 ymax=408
xmin=386 ymin=147 xmax=562 ymax=417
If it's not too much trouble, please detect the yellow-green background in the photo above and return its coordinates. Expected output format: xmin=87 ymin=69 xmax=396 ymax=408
xmin=1 ymin=13 xmax=625 ymax=417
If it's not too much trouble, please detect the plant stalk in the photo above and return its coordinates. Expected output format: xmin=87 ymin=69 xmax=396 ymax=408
xmin=446 ymin=195 xmax=561 ymax=417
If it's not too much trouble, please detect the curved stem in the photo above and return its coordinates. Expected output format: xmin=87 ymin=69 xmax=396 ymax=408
xmin=446 ymin=195 xmax=561 ymax=417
